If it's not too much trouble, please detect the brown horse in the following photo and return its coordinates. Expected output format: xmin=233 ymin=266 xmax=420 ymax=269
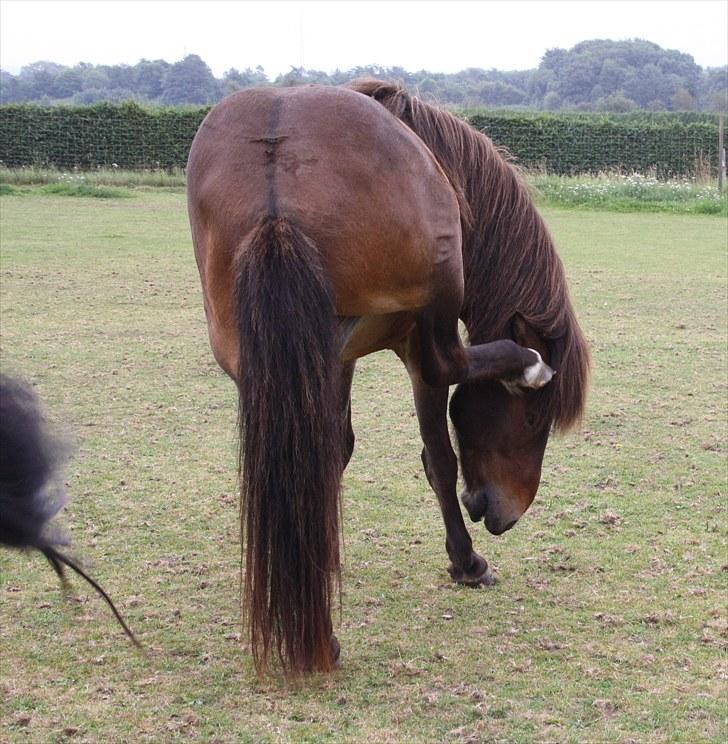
xmin=186 ymin=80 xmax=589 ymax=675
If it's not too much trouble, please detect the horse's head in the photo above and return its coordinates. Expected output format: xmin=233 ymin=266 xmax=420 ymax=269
xmin=449 ymin=318 xmax=553 ymax=535
xmin=450 ymin=380 xmax=551 ymax=534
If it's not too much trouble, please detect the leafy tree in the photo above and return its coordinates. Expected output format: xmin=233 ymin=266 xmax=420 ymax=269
xmin=0 ymin=40 xmax=724 ymax=110
xmin=54 ymin=68 xmax=84 ymax=98
xmin=78 ymin=64 xmax=110 ymax=92
xmin=534 ymin=39 xmax=703 ymax=111
xmin=18 ymin=61 xmax=64 ymax=100
xmin=135 ymin=59 xmax=170 ymax=101
xmin=624 ymin=63 xmax=671 ymax=107
xmin=273 ymin=66 xmax=333 ymax=87
xmin=670 ymin=87 xmax=696 ymax=111
xmin=598 ymin=58 xmax=628 ymax=94
xmin=160 ymin=54 xmax=221 ymax=105
xmin=699 ymin=66 xmax=728 ymax=111
xmin=595 ymin=90 xmax=637 ymax=112
xmin=475 ymin=81 xmax=526 ymax=106
xmin=103 ymin=64 xmax=135 ymax=92
xmin=528 ymin=67 xmax=557 ymax=107
xmin=646 ymin=98 xmax=666 ymax=112
xmin=222 ymin=66 xmax=268 ymax=95
xmin=73 ymin=88 xmax=111 ymax=104
xmin=543 ymin=90 xmax=562 ymax=111
xmin=0 ymin=71 xmax=18 ymax=102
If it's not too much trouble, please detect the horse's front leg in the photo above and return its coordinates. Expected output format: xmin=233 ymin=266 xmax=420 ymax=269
xmin=397 ymin=342 xmax=494 ymax=587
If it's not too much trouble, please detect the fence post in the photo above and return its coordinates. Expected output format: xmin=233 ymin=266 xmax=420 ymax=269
xmin=719 ymin=112 xmax=725 ymax=192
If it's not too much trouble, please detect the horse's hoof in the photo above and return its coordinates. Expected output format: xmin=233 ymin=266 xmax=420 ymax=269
xmin=464 ymin=568 xmax=496 ymax=588
xmin=522 ymin=349 xmax=554 ymax=389
xmin=447 ymin=560 xmax=496 ymax=588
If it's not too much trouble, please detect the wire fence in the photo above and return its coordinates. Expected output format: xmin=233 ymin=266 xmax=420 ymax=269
xmin=0 ymin=103 xmax=721 ymax=178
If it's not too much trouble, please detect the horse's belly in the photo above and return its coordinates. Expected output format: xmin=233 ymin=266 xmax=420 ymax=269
xmin=338 ymin=313 xmax=416 ymax=361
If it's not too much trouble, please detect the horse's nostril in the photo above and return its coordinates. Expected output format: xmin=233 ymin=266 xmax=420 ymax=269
xmin=460 ymin=489 xmax=487 ymax=522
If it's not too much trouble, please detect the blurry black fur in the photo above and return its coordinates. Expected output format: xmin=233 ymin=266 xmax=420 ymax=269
xmin=0 ymin=374 xmax=140 ymax=646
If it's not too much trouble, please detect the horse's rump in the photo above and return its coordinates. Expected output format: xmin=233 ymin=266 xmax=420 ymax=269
xmin=187 ymin=85 xmax=462 ymax=327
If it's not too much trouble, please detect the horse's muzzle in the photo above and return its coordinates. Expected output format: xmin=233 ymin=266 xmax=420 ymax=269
xmin=460 ymin=488 xmax=519 ymax=536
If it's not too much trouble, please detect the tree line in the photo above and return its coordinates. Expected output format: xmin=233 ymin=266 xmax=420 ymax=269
xmin=1 ymin=39 xmax=726 ymax=111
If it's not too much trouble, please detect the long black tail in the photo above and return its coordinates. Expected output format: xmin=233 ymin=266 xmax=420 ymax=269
xmin=235 ymin=216 xmax=343 ymax=674
xmin=0 ymin=374 xmax=140 ymax=646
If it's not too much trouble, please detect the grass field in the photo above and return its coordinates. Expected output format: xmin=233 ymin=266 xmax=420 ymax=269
xmin=0 ymin=190 xmax=726 ymax=743
xmin=531 ymin=173 xmax=728 ymax=216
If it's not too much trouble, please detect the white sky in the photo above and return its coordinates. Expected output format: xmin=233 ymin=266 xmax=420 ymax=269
xmin=1 ymin=0 xmax=726 ymax=77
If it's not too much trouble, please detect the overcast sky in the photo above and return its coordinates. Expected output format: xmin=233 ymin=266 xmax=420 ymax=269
xmin=1 ymin=0 xmax=726 ymax=77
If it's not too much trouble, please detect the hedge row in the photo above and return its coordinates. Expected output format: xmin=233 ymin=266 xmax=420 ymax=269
xmin=461 ymin=109 xmax=722 ymax=125
xmin=0 ymin=103 xmax=204 ymax=170
xmin=468 ymin=112 xmax=719 ymax=176
xmin=0 ymin=102 xmax=720 ymax=177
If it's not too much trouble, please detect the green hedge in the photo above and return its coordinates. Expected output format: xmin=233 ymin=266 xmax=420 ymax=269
xmin=467 ymin=111 xmax=719 ymax=176
xmin=0 ymin=102 xmax=206 ymax=170
xmin=0 ymin=102 xmax=720 ymax=177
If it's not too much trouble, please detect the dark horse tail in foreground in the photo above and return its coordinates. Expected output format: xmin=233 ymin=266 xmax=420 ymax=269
xmin=187 ymin=80 xmax=589 ymax=675
xmin=0 ymin=374 xmax=139 ymax=646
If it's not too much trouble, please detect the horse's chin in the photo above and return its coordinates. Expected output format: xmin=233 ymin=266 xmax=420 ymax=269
xmin=483 ymin=515 xmax=518 ymax=536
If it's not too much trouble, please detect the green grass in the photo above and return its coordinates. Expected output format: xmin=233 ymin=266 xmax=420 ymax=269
xmin=0 ymin=193 xmax=726 ymax=743
xmin=36 ymin=183 xmax=130 ymax=199
xmin=0 ymin=166 xmax=186 ymax=190
xmin=532 ymin=172 xmax=728 ymax=216
xmin=2 ymin=166 xmax=726 ymax=214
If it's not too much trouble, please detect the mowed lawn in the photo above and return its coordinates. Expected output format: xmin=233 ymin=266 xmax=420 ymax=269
xmin=0 ymin=191 xmax=725 ymax=744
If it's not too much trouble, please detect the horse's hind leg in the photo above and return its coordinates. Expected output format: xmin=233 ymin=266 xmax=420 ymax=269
xmin=339 ymin=361 xmax=356 ymax=468
xmin=396 ymin=335 xmax=494 ymax=587
xmin=326 ymin=360 xmax=356 ymax=668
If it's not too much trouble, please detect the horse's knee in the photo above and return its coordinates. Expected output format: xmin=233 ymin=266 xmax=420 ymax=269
xmin=419 ymin=349 xmax=466 ymax=388
xmin=419 ymin=362 xmax=448 ymax=389
xmin=416 ymin=319 xmax=467 ymax=388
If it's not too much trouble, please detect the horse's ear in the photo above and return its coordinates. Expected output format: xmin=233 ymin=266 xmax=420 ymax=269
xmin=511 ymin=314 xmax=549 ymax=361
